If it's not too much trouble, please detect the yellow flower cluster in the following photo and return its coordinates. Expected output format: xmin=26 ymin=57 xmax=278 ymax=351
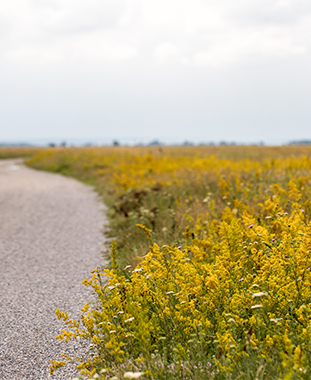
xmin=25 ymin=146 xmax=311 ymax=378
xmin=55 ymin=198 xmax=311 ymax=378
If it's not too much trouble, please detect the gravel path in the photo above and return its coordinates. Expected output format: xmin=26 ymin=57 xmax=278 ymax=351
xmin=0 ymin=159 xmax=107 ymax=380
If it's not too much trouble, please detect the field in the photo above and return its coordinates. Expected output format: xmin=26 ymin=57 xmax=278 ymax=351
xmin=6 ymin=145 xmax=311 ymax=379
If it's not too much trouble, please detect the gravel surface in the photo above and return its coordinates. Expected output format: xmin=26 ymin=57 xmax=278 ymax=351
xmin=0 ymin=159 xmax=107 ymax=380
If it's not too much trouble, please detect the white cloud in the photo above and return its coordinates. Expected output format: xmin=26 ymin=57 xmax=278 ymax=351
xmin=73 ymin=33 xmax=138 ymax=63
xmin=193 ymin=28 xmax=307 ymax=67
xmin=0 ymin=0 xmax=131 ymax=67
xmin=5 ymin=45 xmax=63 ymax=64
xmin=1 ymin=0 xmax=311 ymax=143
xmin=1 ymin=0 xmax=310 ymax=69
xmin=37 ymin=0 xmax=126 ymax=33
xmin=153 ymin=42 xmax=187 ymax=64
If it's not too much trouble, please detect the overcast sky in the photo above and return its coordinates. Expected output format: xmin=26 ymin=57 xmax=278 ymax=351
xmin=1 ymin=0 xmax=311 ymax=145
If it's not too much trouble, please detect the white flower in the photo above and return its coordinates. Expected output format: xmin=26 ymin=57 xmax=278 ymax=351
xmin=124 ymin=317 xmax=135 ymax=323
xmin=252 ymin=292 xmax=267 ymax=298
xmin=251 ymin=304 xmax=263 ymax=309
xmin=124 ymin=372 xmax=144 ymax=379
xmin=133 ymin=268 xmax=143 ymax=273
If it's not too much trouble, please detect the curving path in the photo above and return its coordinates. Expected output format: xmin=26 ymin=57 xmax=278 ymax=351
xmin=0 ymin=159 xmax=107 ymax=380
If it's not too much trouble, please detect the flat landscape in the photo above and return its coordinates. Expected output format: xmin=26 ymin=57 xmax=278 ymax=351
xmin=2 ymin=145 xmax=311 ymax=379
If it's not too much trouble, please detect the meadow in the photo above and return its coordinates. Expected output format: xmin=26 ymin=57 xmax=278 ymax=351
xmin=5 ymin=145 xmax=311 ymax=379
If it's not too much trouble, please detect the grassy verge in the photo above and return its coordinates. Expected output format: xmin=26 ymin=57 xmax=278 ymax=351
xmin=0 ymin=146 xmax=46 ymax=159
xmin=24 ymin=146 xmax=311 ymax=379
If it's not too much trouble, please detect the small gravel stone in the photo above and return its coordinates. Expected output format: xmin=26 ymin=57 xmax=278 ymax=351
xmin=0 ymin=159 xmax=107 ymax=380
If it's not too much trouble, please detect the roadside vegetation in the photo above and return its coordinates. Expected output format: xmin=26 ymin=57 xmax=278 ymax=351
xmin=0 ymin=146 xmax=44 ymax=159
xmin=5 ymin=145 xmax=311 ymax=379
